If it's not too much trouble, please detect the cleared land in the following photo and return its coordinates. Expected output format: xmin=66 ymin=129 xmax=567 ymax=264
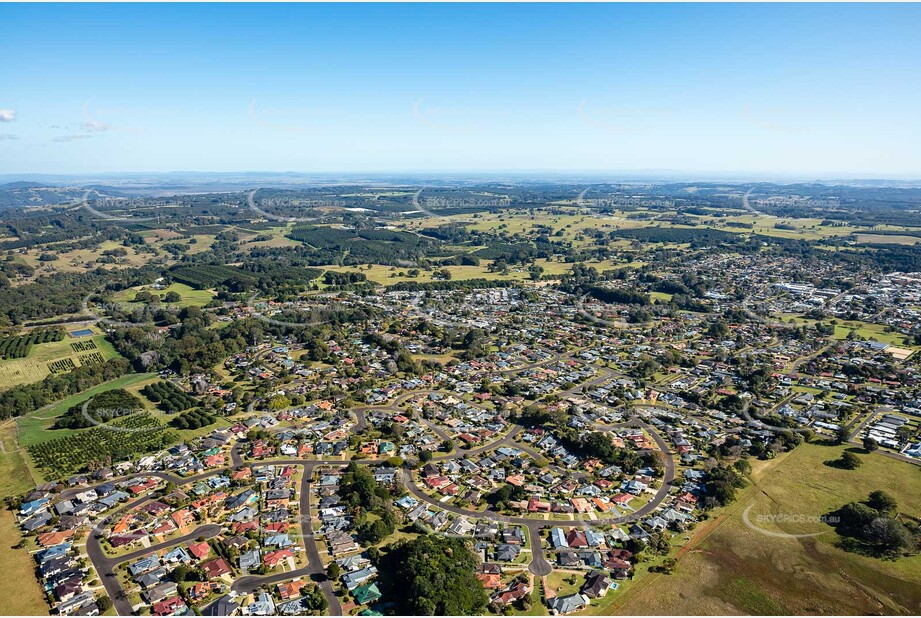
xmin=600 ymin=443 xmax=921 ymax=615
xmin=777 ymin=314 xmax=916 ymax=349
xmin=16 ymin=372 xmax=157 ymax=449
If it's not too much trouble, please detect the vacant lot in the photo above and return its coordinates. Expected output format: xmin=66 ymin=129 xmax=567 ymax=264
xmin=0 ymin=421 xmax=54 ymax=615
xmin=604 ymin=443 xmax=921 ymax=615
xmin=776 ymin=314 xmax=915 ymax=349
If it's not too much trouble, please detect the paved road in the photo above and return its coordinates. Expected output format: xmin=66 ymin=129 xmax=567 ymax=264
xmin=741 ymin=187 xmax=768 ymax=217
xmin=524 ymin=523 xmax=552 ymax=576
xmin=397 ymin=417 xmax=676 ymax=580
xmin=82 ymin=457 xmax=373 ymax=616
xmin=231 ymin=461 xmax=342 ymax=615
xmin=87 ymin=510 xmax=222 ymax=616
xmin=846 ymin=407 xmax=881 ymax=441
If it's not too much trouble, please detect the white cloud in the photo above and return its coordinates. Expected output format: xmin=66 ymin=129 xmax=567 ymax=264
xmin=0 ymin=134 xmax=18 ymax=140
xmin=0 ymin=109 xmax=16 ymax=122
xmin=54 ymin=134 xmax=93 ymax=142
xmin=82 ymin=120 xmax=110 ymax=132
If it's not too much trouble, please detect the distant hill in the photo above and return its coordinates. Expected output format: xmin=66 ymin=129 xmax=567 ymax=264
xmin=0 ymin=181 xmax=49 ymax=190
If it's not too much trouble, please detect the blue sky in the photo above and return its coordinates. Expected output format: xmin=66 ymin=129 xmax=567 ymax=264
xmin=1 ymin=3 xmax=919 ymax=177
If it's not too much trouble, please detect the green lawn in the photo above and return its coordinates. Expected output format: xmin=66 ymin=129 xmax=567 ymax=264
xmin=777 ymin=314 xmax=915 ymax=348
xmin=0 ymin=421 xmax=53 ymax=615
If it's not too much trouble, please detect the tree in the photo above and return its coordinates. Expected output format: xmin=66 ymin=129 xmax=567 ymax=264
xmin=863 ymin=437 xmax=879 ymax=453
xmin=97 ymin=597 xmax=113 ymax=612
xmin=419 ymin=449 xmax=433 ymax=463
xmin=835 ymin=427 xmax=850 ymax=445
xmin=830 ymin=494 xmax=918 ymax=558
xmin=340 ymin=462 xmax=379 ymax=509
xmin=358 ymin=517 xmax=393 ymax=545
xmin=867 ymin=490 xmax=898 ymax=515
xmin=839 ymin=451 xmax=862 ymax=470
xmin=379 ymin=536 xmax=488 ymax=616
xmin=268 ymin=394 xmax=291 ymax=410
xmin=651 ymin=557 xmax=677 ymax=574
xmin=862 ymin=517 xmax=914 ymax=555
xmin=302 ymin=585 xmax=328 ymax=613
xmin=703 ymin=464 xmax=746 ymax=507
xmin=326 ymin=561 xmax=341 ymax=581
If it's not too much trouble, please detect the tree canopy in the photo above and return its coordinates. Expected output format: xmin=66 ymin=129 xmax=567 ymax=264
xmin=379 ymin=535 xmax=488 ymax=616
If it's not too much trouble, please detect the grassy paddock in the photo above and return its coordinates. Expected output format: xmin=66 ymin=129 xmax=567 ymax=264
xmin=599 ymin=443 xmax=921 ymax=615
xmin=0 ymin=421 xmax=53 ymax=615
xmin=111 ymin=282 xmax=215 ymax=307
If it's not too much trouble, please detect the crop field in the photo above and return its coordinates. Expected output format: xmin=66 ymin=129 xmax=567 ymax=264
xmin=27 ymin=412 xmax=176 ymax=479
xmin=0 ymin=330 xmax=119 ymax=389
xmin=0 ymin=328 xmax=64 ymax=359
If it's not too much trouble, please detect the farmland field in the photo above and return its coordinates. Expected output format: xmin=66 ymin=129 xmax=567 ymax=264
xmin=0 ymin=329 xmax=119 ymax=389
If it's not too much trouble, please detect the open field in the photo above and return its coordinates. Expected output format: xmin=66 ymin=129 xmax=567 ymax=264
xmin=855 ymin=234 xmax=921 ymax=245
xmin=16 ymin=372 xmax=157 ymax=449
xmin=0 ymin=507 xmax=50 ymax=616
xmin=322 ymin=257 xmax=635 ymax=287
xmin=597 ymin=443 xmax=921 ymax=615
xmin=776 ymin=313 xmax=916 ymax=348
xmin=19 ymin=239 xmax=155 ymax=275
xmin=404 ymin=209 xmax=909 ymax=249
xmin=111 ymin=282 xmax=216 ymax=307
xmin=0 ymin=329 xmax=118 ymax=389
xmin=0 ymin=420 xmax=55 ymax=615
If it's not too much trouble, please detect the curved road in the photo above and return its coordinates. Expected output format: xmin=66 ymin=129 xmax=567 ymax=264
xmin=399 ymin=417 xmax=676 ymax=577
xmin=78 ymin=359 xmax=678 ymax=615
